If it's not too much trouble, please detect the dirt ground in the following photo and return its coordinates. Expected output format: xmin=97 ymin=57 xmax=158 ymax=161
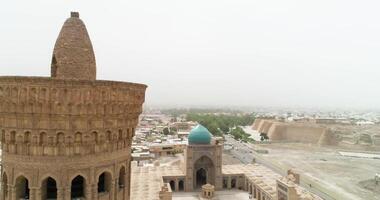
xmin=359 ymin=179 xmax=380 ymax=195
xmin=222 ymin=152 xmax=244 ymax=165
xmin=255 ymin=143 xmax=380 ymax=200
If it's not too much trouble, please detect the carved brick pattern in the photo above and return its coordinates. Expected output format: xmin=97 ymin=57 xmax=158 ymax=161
xmin=0 ymin=77 xmax=145 ymax=157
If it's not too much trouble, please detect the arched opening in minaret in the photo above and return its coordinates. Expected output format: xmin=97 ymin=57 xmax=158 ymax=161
xmin=24 ymin=131 xmax=31 ymax=143
xmin=2 ymin=172 xmax=8 ymax=200
xmin=196 ymin=168 xmax=207 ymax=188
xmin=98 ymin=172 xmax=112 ymax=194
xmin=118 ymin=166 xmax=126 ymax=188
xmin=51 ymin=54 xmax=58 ymax=78
xmin=106 ymin=131 xmax=112 ymax=142
xmin=118 ymin=129 xmax=123 ymax=140
xmin=71 ymin=175 xmax=85 ymax=199
xmin=1 ymin=130 xmax=5 ymax=144
xmin=15 ymin=176 xmax=29 ymax=199
xmin=10 ymin=131 xmax=16 ymax=144
xmin=42 ymin=177 xmax=57 ymax=199
xmin=40 ymin=132 xmax=47 ymax=145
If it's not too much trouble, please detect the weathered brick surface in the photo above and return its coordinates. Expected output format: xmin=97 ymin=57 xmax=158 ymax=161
xmin=0 ymin=12 xmax=146 ymax=200
xmin=51 ymin=11 xmax=97 ymax=80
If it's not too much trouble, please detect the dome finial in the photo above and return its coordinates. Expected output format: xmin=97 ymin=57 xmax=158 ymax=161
xmin=71 ymin=11 xmax=79 ymax=18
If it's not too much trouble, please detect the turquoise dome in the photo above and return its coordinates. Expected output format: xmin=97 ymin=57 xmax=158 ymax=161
xmin=188 ymin=125 xmax=212 ymax=144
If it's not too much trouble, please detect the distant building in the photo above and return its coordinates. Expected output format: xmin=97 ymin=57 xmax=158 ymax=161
xmin=149 ymin=142 xmax=187 ymax=157
xmin=177 ymin=131 xmax=190 ymax=139
xmin=313 ymin=118 xmax=351 ymax=125
xmin=169 ymin=121 xmax=196 ymax=132
xmin=356 ymin=121 xmax=375 ymax=126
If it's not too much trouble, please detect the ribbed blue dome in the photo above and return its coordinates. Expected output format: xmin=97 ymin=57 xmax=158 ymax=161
xmin=188 ymin=125 xmax=212 ymax=144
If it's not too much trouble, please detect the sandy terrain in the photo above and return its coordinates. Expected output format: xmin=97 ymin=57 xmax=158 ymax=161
xmin=222 ymin=153 xmax=244 ymax=165
xmin=255 ymin=143 xmax=380 ymax=200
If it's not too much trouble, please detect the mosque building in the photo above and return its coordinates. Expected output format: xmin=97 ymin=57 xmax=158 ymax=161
xmin=131 ymin=125 xmax=323 ymax=200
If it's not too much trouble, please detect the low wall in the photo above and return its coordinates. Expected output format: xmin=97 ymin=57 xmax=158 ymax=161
xmin=252 ymin=119 xmax=263 ymax=130
xmin=252 ymin=119 xmax=337 ymax=145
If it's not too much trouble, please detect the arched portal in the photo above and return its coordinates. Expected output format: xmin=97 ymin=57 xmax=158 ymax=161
xmin=15 ymin=176 xmax=29 ymax=199
xmin=193 ymin=156 xmax=214 ymax=188
xmin=196 ymin=168 xmax=207 ymax=187
xmin=2 ymin=172 xmax=8 ymax=200
xmin=223 ymin=178 xmax=228 ymax=189
xmin=231 ymin=178 xmax=236 ymax=189
xmin=42 ymin=177 xmax=57 ymax=199
xmin=178 ymin=180 xmax=184 ymax=191
xmin=71 ymin=176 xmax=85 ymax=199
xmin=98 ymin=172 xmax=112 ymax=194
xmin=169 ymin=180 xmax=175 ymax=191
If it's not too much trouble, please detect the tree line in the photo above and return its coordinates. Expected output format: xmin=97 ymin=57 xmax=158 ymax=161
xmin=185 ymin=113 xmax=256 ymax=142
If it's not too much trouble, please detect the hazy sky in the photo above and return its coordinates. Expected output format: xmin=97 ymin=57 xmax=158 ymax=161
xmin=1 ymin=0 xmax=379 ymax=109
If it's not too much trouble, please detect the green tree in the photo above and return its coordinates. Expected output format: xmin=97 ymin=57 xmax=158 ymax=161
xmin=183 ymin=111 xmax=256 ymax=141
xmin=163 ymin=127 xmax=170 ymax=135
xmin=170 ymin=127 xmax=178 ymax=134
xmin=219 ymin=122 xmax=229 ymax=133
xmin=230 ymin=126 xmax=252 ymax=142
xmin=260 ymin=133 xmax=269 ymax=141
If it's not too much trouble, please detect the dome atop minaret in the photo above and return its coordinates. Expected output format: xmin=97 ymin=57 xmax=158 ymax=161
xmin=51 ymin=12 xmax=96 ymax=80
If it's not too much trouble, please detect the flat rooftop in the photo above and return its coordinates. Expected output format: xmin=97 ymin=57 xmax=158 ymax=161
xmin=131 ymin=163 xmax=283 ymax=200
xmin=172 ymin=190 xmax=249 ymax=200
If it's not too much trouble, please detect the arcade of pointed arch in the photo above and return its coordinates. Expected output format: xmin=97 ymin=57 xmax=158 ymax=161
xmin=1 ymin=128 xmax=135 ymax=156
xmin=1 ymin=163 xmax=130 ymax=198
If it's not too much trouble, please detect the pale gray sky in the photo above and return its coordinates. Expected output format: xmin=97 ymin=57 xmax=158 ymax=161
xmin=1 ymin=0 xmax=379 ymax=109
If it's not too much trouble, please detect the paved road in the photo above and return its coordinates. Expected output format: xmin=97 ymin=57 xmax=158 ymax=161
xmin=224 ymin=135 xmax=257 ymax=164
